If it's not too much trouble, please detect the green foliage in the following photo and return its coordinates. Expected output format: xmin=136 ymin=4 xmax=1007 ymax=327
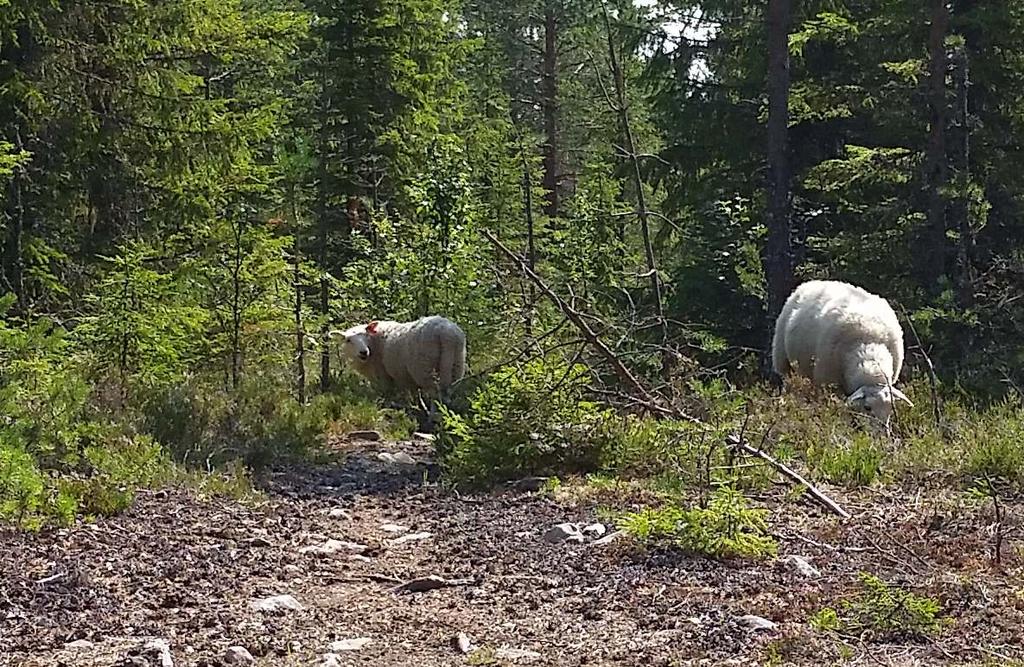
xmin=617 ymin=485 xmax=777 ymax=560
xmin=438 ymin=357 xmax=618 ymax=487
xmin=812 ymin=573 xmax=944 ymax=639
xmin=808 ymin=432 xmax=884 ymax=487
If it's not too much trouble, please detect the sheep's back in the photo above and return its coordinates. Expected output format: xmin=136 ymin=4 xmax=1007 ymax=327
xmin=375 ymin=317 xmax=462 ymax=389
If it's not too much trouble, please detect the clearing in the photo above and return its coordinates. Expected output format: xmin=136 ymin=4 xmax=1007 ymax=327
xmin=2 ymin=435 xmax=1022 ymax=667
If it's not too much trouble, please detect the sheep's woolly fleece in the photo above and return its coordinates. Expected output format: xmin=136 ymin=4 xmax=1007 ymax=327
xmin=334 ymin=315 xmax=467 ymax=394
xmin=772 ymin=279 xmax=912 ymax=424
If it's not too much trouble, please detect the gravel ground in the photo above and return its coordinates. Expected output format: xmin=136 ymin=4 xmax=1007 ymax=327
xmin=2 ymin=436 xmax=1022 ymax=666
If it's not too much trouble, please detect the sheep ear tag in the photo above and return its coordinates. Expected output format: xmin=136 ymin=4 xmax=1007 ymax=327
xmin=846 ymin=387 xmax=867 ymax=405
xmin=891 ymin=387 xmax=914 ymax=406
xmin=366 ymin=320 xmax=379 ymax=334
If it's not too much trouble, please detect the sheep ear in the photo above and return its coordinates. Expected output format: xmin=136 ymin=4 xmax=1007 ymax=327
xmin=327 ymin=329 xmax=344 ymax=339
xmin=366 ymin=320 xmax=379 ymax=334
xmin=891 ymin=387 xmax=914 ymax=406
xmin=846 ymin=387 xmax=867 ymax=404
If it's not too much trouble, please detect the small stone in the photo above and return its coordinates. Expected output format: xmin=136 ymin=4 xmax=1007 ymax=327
xmin=349 ymin=554 xmax=374 ymax=563
xmin=582 ymin=523 xmax=607 ymax=538
xmin=380 ymin=523 xmax=409 ymax=533
xmin=347 ymin=430 xmax=382 ymax=441
xmin=389 ymin=531 xmax=432 ymax=546
xmin=391 ymin=451 xmax=416 ymax=465
xmin=412 ymin=432 xmax=436 ymax=442
xmin=543 ymin=523 xmax=584 ymax=544
xmin=328 ymin=638 xmax=372 ymax=651
xmin=222 ymin=646 xmax=254 ymax=665
xmin=737 ymin=614 xmax=777 ymax=632
xmin=453 ymin=632 xmax=473 ymax=654
xmin=395 ymin=575 xmax=473 ymax=593
xmin=320 ymin=654 xmax=342 ymax=667
xmin=780 ymin=554 xmax=820 ymax=578
xmin=66 ymin=639 xmax=94 ymax=649
xmin=327 ymin=508 xmax=351 ymax=520
xmin=299 ymin=539 xmax=369 ymax=557
xmin=142 ymin=639 xmax=174 ymax=667
xmin=249 ymin=594 xmax=303 ymax=614
xmin=591 ymin=530 xmax=624 ymax=547
xmin=510 ymin=476 xmax=549 ymax=492
xmin=494 ymin=647 xmax=542 ymax=662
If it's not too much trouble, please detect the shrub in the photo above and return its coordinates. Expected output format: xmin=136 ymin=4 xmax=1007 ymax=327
xmin=617 ymin=484 xmax=777 ymax=559
xmin=438 ymin=357 xmax=618 ymax=487
xmin=811 ymin=572 xmax=944 ymax=640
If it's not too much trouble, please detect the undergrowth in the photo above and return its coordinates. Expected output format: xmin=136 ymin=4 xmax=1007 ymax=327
xmin=810 ymin=572 xmax=945 ymax=640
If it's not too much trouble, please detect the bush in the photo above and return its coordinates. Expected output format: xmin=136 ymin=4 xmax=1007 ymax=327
xmin=617 ymin=485 xmax=777 ymax=559
xmin=810 ymin=572 xmax=944 ymax=640
xmin=438 ymin=357 xmax=618 ymax=487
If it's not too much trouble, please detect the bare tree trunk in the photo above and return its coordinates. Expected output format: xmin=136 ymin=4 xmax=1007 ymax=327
xmin=920 ymin=0 xmax=950 ymax=289
xmin=601 ymin=3 xmax=670 ymax=380
xmin=317 ymin=64 xmax=332 ymax=392
xmin=290 ymin=184 xmax=307 ymax=404
xmin=230 ymin=219 xmax=243 ymax=391
xmin=764 ymin=0 xmax=795 ymax=355
xmin=541 ymin=3 xmax=560 ymax=219
xmin=950 ymin=44 xmax=973 ymax=308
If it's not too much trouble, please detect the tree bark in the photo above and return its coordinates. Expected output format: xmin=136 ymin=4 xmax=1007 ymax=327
xmin=318 ymin=62 xmax=332 ymax=392
xmin=541 ymin=3 xmax=560 ymax=219
xmin=764 ymin=0 xmax=795 ymax=342
xmin=601 ymin=3 xmax=670 ymax=380
xmin=950 ymin=44 xmax=973 ymax=307
xmin=921 ymin=0 xmax=950 ymax=289
xmin=290 ymin=184 xmax=307 ymax=404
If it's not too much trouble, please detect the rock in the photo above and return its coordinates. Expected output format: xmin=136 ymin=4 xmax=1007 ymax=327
xmin=141 ymin=639 xmax=174 ymax=667
xmin=299 ymin=539 xmax=369 ymax=557
xmin=412 ymin=432 xmax=436 ymax=442
xmin=389 ymin=531 xmax=432 ymax=546
xmin=320 ymin=654 xmax=342 ymax=667
xmin=249 ymin=594 xmax=303 ymax=614
xmin=453 ymin=632 xmax=473 ymax=654
xmin=66 ymin=639 xmax=95 ymax=649
xmin=591 ymin=530 xmax=624 ymax=547
xmin=377 ymin=451 xmax=417 ymax=466
xmin=780 ymin=554 xmax=820 ymax=578
xmin=494 ymin=647 xmax=542 ymax=662
xmin=328 ymin=638 xmax=372 ymax=651
xmin=222 ymin=646 xmax=254 ymax=665
xmin=327 ymin=508 xmax=351 ymax=520
xmin=736 ymin=614 xmax=777 ymax=632
xmin=380 ymin=523 xmax=409 ymax=533
xmin=394 ymin=575 xmax=474 ymax=593
xmin=349 ymin=554 xmax=374 ymax=563
xmin=543 ymin=523 xmax=584 ymax=544
xmin=582 ymin=523 xmax=607 ymax=538
xmin=510 ymin=476 xmax=549 ymax=492
xmin=347 ymin=430 xmax=381 ymax=441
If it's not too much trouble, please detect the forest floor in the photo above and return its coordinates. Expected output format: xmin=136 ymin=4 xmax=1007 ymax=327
xmin=3 ymin=435 xmax=1023 ymax=667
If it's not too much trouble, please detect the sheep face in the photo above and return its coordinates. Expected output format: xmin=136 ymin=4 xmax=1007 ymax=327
xmin=846 ymin=384 xmax=913 ymax=427
xmin=336 ymin=324 xmax=373 ymax=364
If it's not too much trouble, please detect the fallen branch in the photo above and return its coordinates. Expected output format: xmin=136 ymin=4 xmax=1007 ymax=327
xmin=484 ymin=230 xmax=683 ymax=419
xmin=727 ymin=433 xmax=851 ymax=519
xmin=392 ymin=575 xmax=475 ymax=594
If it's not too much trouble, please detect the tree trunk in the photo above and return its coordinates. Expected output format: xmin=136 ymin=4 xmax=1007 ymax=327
xmin=290 ymin=184 xmax=307 ymax=404
xmin=950 ymin=44 xmax=973 ymax=307
xmin=601 ymin=3 xmax=670 ymax=380
xmin=920 ymin=0 xmax=950 ymax=289
xmin=318 ymin=64 xmax=332 ymax=392
xmin=541 ymin=3 xmax=560 ymax=219
xmin=764 ymin=0 xmax=795 ymax=344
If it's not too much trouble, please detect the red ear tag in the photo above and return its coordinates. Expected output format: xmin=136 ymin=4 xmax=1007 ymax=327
xmin=366 ymin=320 xmax=379 ymax=334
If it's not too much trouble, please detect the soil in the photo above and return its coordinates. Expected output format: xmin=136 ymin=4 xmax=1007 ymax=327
xmin=2 ymin=436 xmax=1023 ymax=667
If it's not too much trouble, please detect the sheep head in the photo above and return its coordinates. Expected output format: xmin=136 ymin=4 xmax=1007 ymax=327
xmin=846 ymin=384 xmax=913 ymax=427
xmin=331 ymin=323 xmax=374 ymax=364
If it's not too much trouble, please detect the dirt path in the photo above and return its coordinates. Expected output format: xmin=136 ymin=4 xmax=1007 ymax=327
xmin=2 ymin=437 xmax=1023 ymax=666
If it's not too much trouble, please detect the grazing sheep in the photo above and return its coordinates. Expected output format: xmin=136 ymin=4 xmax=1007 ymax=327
xmin=330 ymin=315 xmax=467 ymax=424
xmin=771 ymin=280 xmax=913 ymax=427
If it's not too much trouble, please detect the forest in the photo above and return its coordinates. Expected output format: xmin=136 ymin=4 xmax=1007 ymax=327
xmin=3 ymin=0 xmax=1024 ymax=665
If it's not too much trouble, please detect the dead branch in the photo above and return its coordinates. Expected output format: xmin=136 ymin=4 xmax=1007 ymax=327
xmin=483 ymin=230 xmax=681 ymax=419
xmin=898 ymin=304 xmax=942 ymax=428
xmin=726 ymin=433 xmax=851 ymax=519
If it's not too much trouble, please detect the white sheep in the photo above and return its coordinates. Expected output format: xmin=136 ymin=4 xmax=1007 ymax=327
xmin=771 ymin=280 xmax=913 ymax=427
xmin=330 ymin=315 xmax=467 ymax=422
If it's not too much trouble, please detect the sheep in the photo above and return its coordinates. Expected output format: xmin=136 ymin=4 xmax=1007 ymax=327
xmin=771 ymin=279 xmax=913 ymax=428
xmin=330 ymin=315 xmax=467 ymax=426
